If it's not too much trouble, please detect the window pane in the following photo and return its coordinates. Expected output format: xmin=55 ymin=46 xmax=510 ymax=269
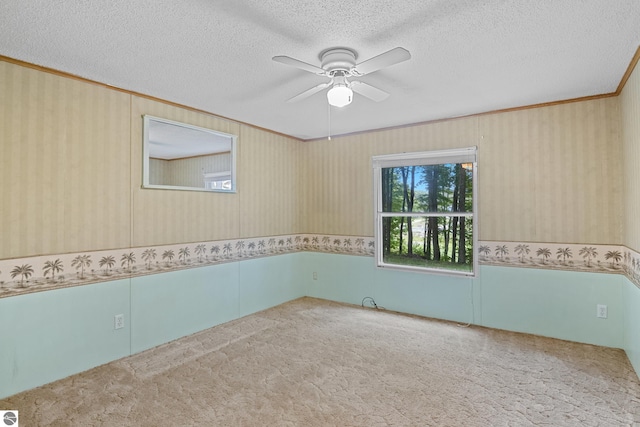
xmin=381 ymin=216 xmax=473 ymax=273
xmin=382 ymin=163 xmax=473 ymax=213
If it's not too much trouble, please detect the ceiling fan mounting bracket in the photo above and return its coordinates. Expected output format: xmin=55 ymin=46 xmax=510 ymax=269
xmin=319 ymin=48 xmax=357 ymax=75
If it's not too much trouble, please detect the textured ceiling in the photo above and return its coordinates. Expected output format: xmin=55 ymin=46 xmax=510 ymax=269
xmin=1 ymin=0 xmax=639 ymax=140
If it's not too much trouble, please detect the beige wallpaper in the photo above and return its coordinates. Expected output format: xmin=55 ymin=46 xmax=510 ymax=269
xmin=130 ymin=96 xmax=301 ymax=247
xmin=150 ymin=153 xmax=231 ymax=188
xmin=168 ymin=152 xmax=230 ymax=188
xmin=478 ymin=98 xmax=622 ymax=244
xmin=0 ymin=61 xmax=131 ymax=259
xmin=301 ymin=97 xmax=623 ymax=244
xmin=622 ymin=60 xmax=640 ymax=252
xmin=236 ymin=125 xmax=301 ymax=238
xmin=300 ymin=118 xmax=478 ymax=236
xmin=130 ymin=96 xmax=241 ymax=246
xmin=149 ymin=158 xmax=171 ymax=186
xmin=0 ymin=57 xmax=629 ymax=261
xmin=0 ymin=60 xmax=301 ymax=259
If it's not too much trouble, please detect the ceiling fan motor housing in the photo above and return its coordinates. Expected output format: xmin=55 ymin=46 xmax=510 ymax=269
xmin=320 ymin=48 xmax=357 ymax=75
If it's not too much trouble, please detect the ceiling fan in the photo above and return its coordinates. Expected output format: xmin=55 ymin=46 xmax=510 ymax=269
xmin=273 ymin=47 xmax=411 ymax=107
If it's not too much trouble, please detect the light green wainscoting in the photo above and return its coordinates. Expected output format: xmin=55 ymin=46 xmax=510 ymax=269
xmin=623 ymin=276 xmax=640 ymax=375
xmin=0 ymin=255 xmax=304 ymax=399
xmin=237 ymin=253 xmax=305 ymax=318
xmin=131 ymin=254 xmax=305 ymax=354
xmin=299 ymin=252 xmax=474 ymax=324
xmin=0 ymin=252 xmax=636 ymax=399
xmin=130 ymin=263 xmax=241 ymax=354
xmin=300 ymin=253 xmax=625 ymax=349
xmin=0 ymin=279 xmax=131 ymax=399
xmin=478 ymin=266 xmax=624 ymax=348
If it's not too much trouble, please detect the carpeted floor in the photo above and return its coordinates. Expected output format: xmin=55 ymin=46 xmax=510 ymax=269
xmin=2 ymin=297 xmax=640 ymax=426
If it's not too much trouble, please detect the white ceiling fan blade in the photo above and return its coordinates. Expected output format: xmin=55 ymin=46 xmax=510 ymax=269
xmin=287 ymin=82 xmax=332 ymax=103
xmin=272 ymin=55 xmax=326 ymax=75
xmin=352 ymin=47 xmax=411 ymax=75
xmin=350 ymin=81 xmax=390 ymax=102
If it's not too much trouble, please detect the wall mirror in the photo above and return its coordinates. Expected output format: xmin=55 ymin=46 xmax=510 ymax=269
xmin=142 ymin=115 xmax=237 ymax=192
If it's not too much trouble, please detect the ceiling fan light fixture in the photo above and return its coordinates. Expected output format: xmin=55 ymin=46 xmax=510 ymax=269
xmin=327 ymin=84 xmax=353 ymax=107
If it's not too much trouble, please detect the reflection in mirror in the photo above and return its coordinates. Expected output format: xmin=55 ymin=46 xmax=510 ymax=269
xmin=142 ymin=115 xmax=237 ymax=192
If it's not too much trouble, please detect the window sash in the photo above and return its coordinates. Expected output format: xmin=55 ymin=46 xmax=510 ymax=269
xmin=372 ymin=147 xmax=476 ymax=168
xmin=379 ymin=163 xmax=474 ymax=214
xmin=379 ymin=212 xmax=474 ymax=218
xmin=373 ymin=147 xmax=478 ymax=277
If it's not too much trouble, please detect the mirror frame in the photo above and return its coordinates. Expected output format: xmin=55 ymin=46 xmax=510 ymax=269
xmin=142 ymin=115 xmax=237 ymax=193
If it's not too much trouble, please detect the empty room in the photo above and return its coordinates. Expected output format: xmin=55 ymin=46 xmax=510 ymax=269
xmin=1 ymin=1 xmax=640 ymax=425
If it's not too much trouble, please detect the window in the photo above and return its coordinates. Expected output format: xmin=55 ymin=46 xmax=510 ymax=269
xmin=373 ymin=147 xmax=477 ymax=276
xmin=203 ymin=171 xmax=232 ymax=190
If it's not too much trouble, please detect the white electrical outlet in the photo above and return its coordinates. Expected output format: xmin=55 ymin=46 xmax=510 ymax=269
xmin=596 ymin=304 xmax=608 ymax=319
xmin=313 ymin=272 xmax=318 ymax=280
xmin=114 ymin=314 xmax=125 ymax=329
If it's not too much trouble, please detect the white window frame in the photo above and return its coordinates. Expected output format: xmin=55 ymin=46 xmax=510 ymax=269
xmin=203 ymin=171 xmax=232 ymax=190
xmin=372 ymin=147 xmax=478 ymax=277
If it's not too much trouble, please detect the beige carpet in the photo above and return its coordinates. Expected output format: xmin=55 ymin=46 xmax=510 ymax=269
xmin=2 ymin=297 xmax=640 ymax=426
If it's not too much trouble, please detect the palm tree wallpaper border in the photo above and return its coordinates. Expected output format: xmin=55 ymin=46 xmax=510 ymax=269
xmin=478 ymin=241 xmax=629 ymax=272
xmin=0 ymin=235 xmax=374 ymax=299
xmin=1 ymin=236 xmax=639 ymax=299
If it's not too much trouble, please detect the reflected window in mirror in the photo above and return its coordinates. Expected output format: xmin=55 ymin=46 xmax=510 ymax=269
xmin=143 ymin=115 xmax=237 ymax=193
